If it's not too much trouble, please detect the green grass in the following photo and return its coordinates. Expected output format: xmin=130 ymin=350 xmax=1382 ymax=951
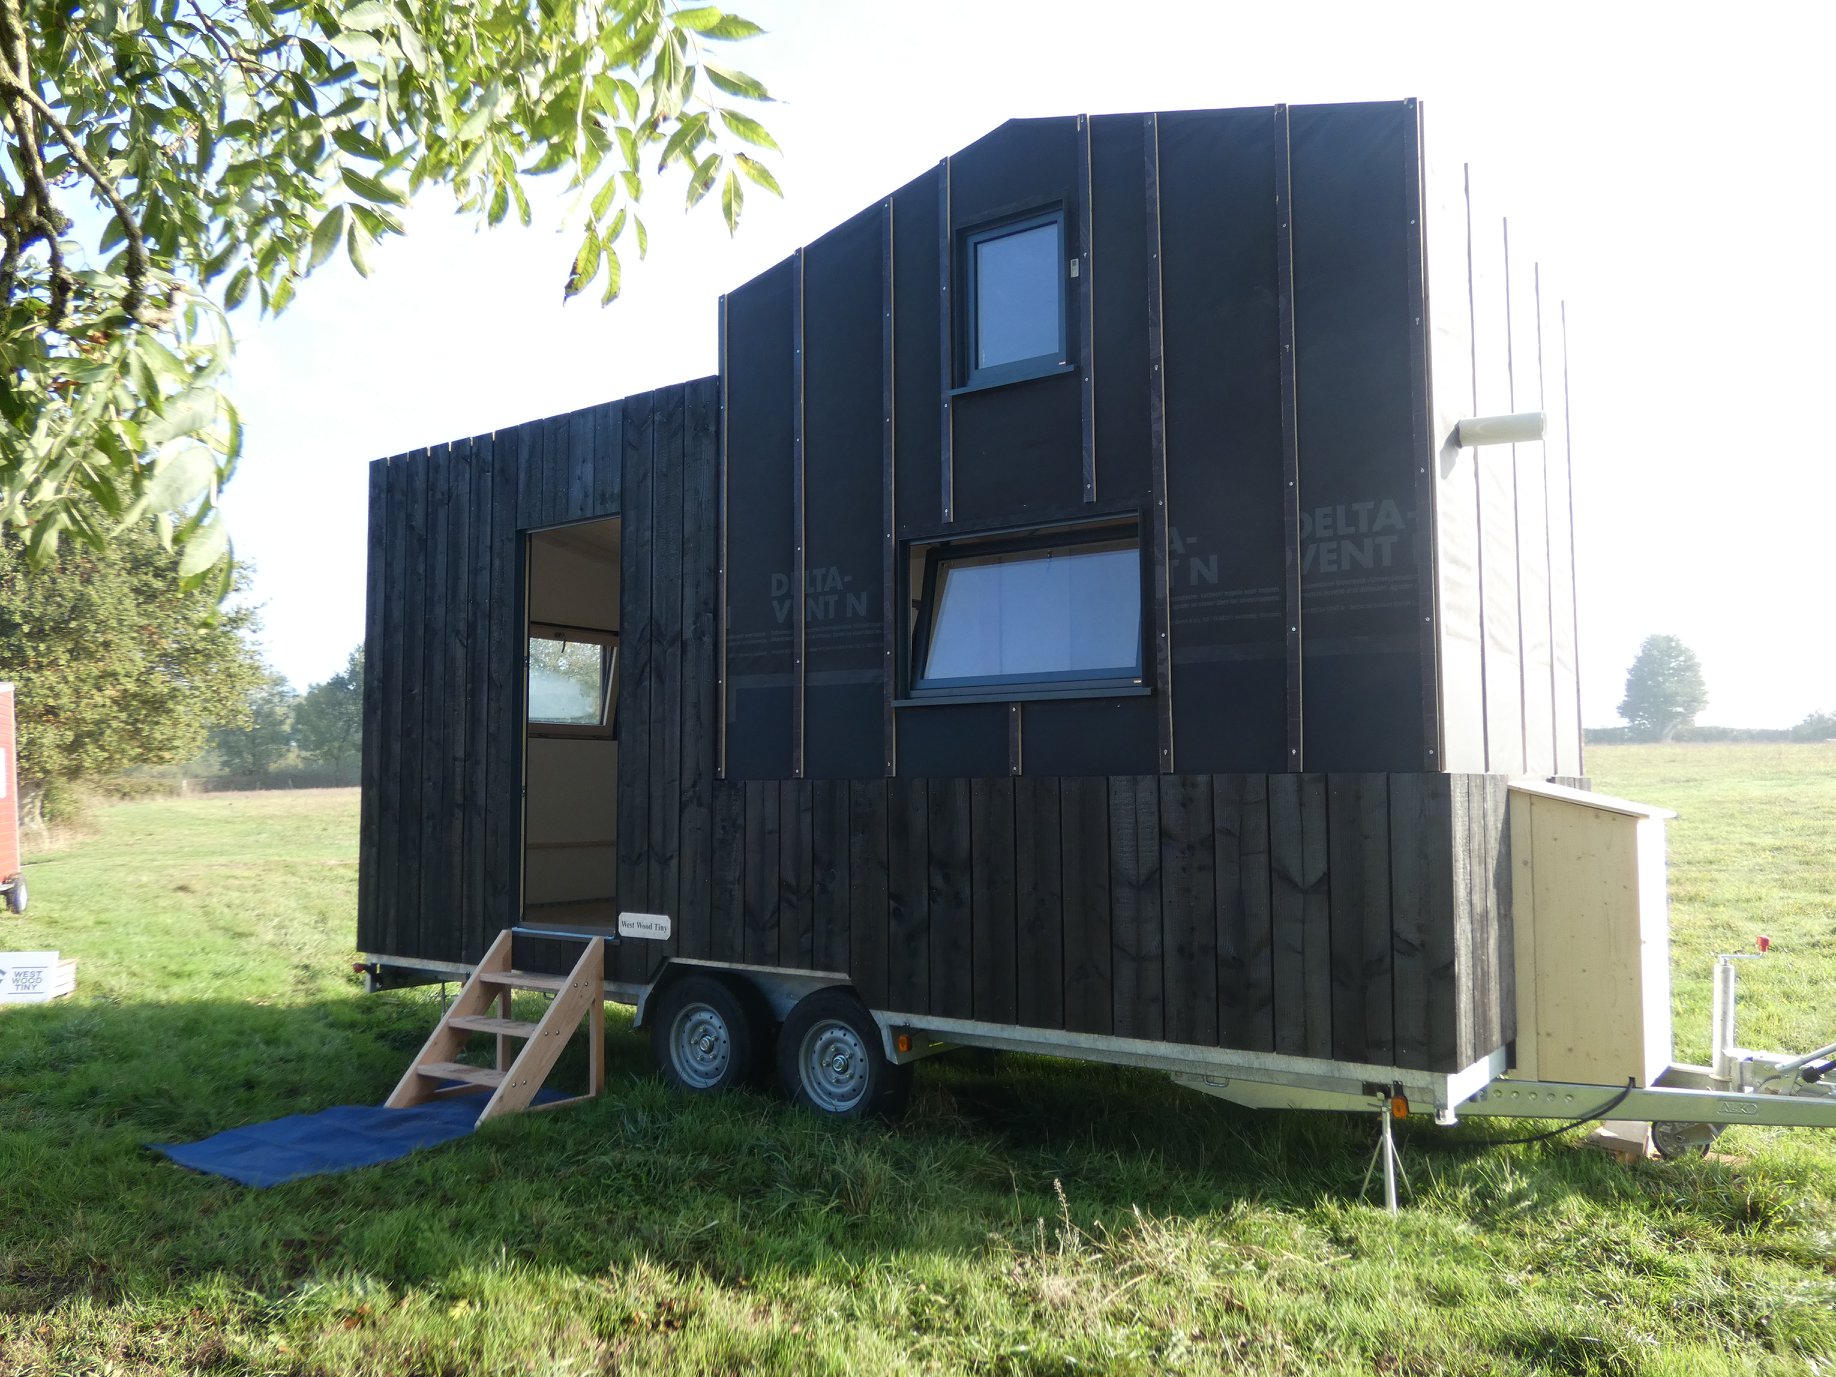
xmin=2 ymin=756 xmax=1834 ymax=1376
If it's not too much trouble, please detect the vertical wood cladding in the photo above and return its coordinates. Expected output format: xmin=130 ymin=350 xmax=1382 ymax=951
xmin=688 ymin=771 xmax=1509 ymax=1073
xmin=358 ymin=380 xmax=717 ymax=982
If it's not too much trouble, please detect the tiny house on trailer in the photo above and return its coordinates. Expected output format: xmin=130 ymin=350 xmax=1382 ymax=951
xmin=358 ymin=101 xmax=1836 ymax=1150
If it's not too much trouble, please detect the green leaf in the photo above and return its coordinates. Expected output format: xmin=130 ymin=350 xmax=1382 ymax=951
xmin=178 ymin=514 xmax=230 ymax=577
xmin=703 ymin=62 xmax=770 ymax=100
xmin=599 ymin=244 xmax=622 ymax=305
xmin=308 ymin=205 xmax=347 ymax=270
xmin=457 ymin=84 xmax=501 ymax=142
xmin=685 ymin=153 xmax=719 ymax=210
xmin=143 ymin=445 xmax=217 ymax=511
xmin=339 ymin=1 xmax=394 ymax=32
xmin=143 ymin=389 xmax=218 ymax=446
xmin=657 ymin=111 xmax=708 ymax=170
xmin=224 ymin=266 xmax=253 ymax=310
xmin=332 ymin=127 xmax=386 ymax=161
xmin=717 ymin=109 xmax=778 ymax=151
xmin=690 ymin=13 xmax=764 ymax=40
xmin=395 ymin=21 xmax=427 ymax=71
xmin=566 ymin=232 xmax=602 ymax=300
xmin=670 ymin=7 xmax=728 ymax=32
xmin=347 ymin=220 xmax=372 ymax=277
xmin=590 ymin=174 xmax=619 ymax=220
xmin=720 ymin=167 xmax=741 ymax=234
xmin=634 ymin=214 xmax=648 ymax=258
xmin=341 ymin=166 xmax=407 ymax=206
xmin=733 ymin=152 xmax=781 ymax=196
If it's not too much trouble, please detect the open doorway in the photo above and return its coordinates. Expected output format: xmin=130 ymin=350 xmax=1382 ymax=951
xmin=522 ymin=518 xmax=619 ymax=932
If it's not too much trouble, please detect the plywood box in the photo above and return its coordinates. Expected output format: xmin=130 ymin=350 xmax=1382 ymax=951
xmin=1509 ymin=782 xmax=1673 ymax=1086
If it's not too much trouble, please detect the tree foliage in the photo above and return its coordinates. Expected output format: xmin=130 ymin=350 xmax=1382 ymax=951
xmin=213 ymin=667 xmax=297 ymax=774
xmin=0 ymin=0 xmax=776 ymax=572
xmin=1793 ymin=709 xmax=1836 ymax=742
xmin=0 ymin=519 xmax=267 ymax=819
xmin=1618 ymin=634 xmax=1708 ymax=742
xmin=293 ymin=644 xmax=362 ymax=772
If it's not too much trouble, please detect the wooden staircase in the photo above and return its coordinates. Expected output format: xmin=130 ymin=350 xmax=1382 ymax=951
xmin=386 ymin=929 xmax=605 ymax=1125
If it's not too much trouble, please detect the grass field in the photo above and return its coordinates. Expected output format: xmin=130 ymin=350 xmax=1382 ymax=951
xmin=1 ymin=748 xmax=1833 ymax=1375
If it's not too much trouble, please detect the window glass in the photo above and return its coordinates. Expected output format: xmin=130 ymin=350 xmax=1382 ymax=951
xmin=921 ymin=537 xmax=1140 ymax=688
xmin=974 ymin=220 xmax=1062 ymax=373
xmin=529 ymin=637 xmax=613 ymax=726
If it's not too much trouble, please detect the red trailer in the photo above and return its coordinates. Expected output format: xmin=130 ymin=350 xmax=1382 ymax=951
xmin=1 ymin=683 xmax=25 ymax=915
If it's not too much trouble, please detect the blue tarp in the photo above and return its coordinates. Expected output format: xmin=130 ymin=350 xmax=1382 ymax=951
xmin=150 ymin=1091 xmax=560 ymax=1188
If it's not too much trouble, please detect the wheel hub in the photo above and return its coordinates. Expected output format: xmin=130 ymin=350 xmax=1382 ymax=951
xmin=802 ymin=1020 xmax=870 ymax=1112
xmin=672 ymin=1003 xmax=732 ymax=1089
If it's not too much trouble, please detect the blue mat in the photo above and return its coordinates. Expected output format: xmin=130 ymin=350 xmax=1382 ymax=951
xmin=151 ymin=1091 xmax=562 ymax=1188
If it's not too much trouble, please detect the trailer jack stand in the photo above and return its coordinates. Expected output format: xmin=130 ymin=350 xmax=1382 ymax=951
xmin=1359 ymin=1099 xmax=1411 ymax=1215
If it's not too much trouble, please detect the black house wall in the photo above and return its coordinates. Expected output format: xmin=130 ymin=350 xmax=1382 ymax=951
xmin=722 ymin=101 xmax=1439 ymax=781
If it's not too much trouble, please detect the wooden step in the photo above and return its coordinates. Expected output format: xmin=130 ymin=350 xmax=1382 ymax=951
xmin=414 ymin=1060 xmax=506 ymax=1088
xmin=478 ymin=969 xmax=570 ymax=993
xmin=447 ymin=1015 xmax=542 ymax=1038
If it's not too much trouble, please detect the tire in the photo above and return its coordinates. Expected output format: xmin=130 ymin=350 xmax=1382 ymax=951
xmin=649 ymin=973 xmax=768 ymax=1093
xmin=2 ymin=873 xmax=23 ymax=917
xmin=777 ymin=988 xmax=912 ymax=1121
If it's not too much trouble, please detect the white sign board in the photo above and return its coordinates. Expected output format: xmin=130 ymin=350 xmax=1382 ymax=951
xmin=0 ymin=952 xmax=62 ymax=998
xmin=617 ymin=912 xmax=673 ymax=941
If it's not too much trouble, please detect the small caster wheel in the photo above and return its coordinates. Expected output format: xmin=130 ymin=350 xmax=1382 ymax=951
xmin=1652 ymin=1121 xmax=1723 ymax=1160
xmin=777 ymin=988 xmax=912 ymax=1121
xmin=650 ymin=973 xmax=769 ymax=1093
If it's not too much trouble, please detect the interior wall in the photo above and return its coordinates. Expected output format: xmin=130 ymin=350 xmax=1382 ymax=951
xmin=524 ymin=737 xmax=618 ymax=904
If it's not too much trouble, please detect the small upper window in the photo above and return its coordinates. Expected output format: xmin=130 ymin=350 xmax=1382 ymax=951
xmin=528 ymin=626 xmax=617 ymax=735
xmin=963 ymin=212 xmax=1066 ymax=388
xmin=913 ymin=524 xmax=1142 ymax=695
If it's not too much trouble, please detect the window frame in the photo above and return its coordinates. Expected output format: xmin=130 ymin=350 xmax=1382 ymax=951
xmin=907 ymin=519 xmax=1145 ymax=701
xmin=526 ymin=622 xmax=619 ymax=739
xmin=959 ymin=209 xmax=1070 ymax=390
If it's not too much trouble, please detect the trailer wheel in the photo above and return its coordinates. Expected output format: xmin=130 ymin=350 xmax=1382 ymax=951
xmin=650 ymin=974 xmax=766 ymax=1093
xmin=1652 ymin=1120 xmax=1723 ymax=1160
xmin=2 ymin=873 xmax=23 ymax=916
xmin=777 ymin=989 xmax=911 ymax=1120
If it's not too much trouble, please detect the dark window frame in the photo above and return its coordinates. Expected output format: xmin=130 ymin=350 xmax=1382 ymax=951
xmin=959 ymin=209 xmax=1069 ymax=390
xmin=908 ymin=518 xmax=1145 ymax=701
xmin=527 ymin=622 xmax=619 ymax=739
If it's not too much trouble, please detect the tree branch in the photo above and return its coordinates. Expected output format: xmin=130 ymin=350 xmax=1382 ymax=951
xmin=0 ymin=0 xmax=151 ymax=323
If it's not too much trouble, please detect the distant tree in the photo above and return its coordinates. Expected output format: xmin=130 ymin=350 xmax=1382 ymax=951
xmin=1618 ymin=635 xmax=1708 ymax=742
xmin=0 ymin=520 xmax=265 ymax=822
xmin=294 ymin=647 xmax=364 ymax=774
xmin=213 ymin=670 xmax=297 ymax=775
xmin=1793 ymin=710 xmax=1836 ymax=742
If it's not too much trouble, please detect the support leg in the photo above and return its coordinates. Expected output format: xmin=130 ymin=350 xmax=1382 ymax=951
xmin=1359 ymin=1099 xmax=1409 ymax=1215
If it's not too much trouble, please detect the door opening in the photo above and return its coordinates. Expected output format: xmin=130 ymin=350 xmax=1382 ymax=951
xmin=522 ymin=518 xmax=620 ymax=933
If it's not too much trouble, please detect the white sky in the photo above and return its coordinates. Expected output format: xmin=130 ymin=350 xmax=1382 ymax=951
xmin=220 ymin=0 xmax=1836 ymax=728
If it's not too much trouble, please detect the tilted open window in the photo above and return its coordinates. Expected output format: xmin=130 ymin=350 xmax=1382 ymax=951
xmin=527 ymin=624 xmax=618 ymax=736
xmin=910 ymin=521 xmax=1143 ymax=698
xmin=960 ymin=210 xmax=1068 ymax=389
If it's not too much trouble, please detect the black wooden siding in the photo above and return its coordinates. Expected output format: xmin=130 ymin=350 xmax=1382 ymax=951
xmin=357 ymin=380 xmax=719 ymax=975
xmin=667 ymin=770 xmax=1509 ymax=1074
